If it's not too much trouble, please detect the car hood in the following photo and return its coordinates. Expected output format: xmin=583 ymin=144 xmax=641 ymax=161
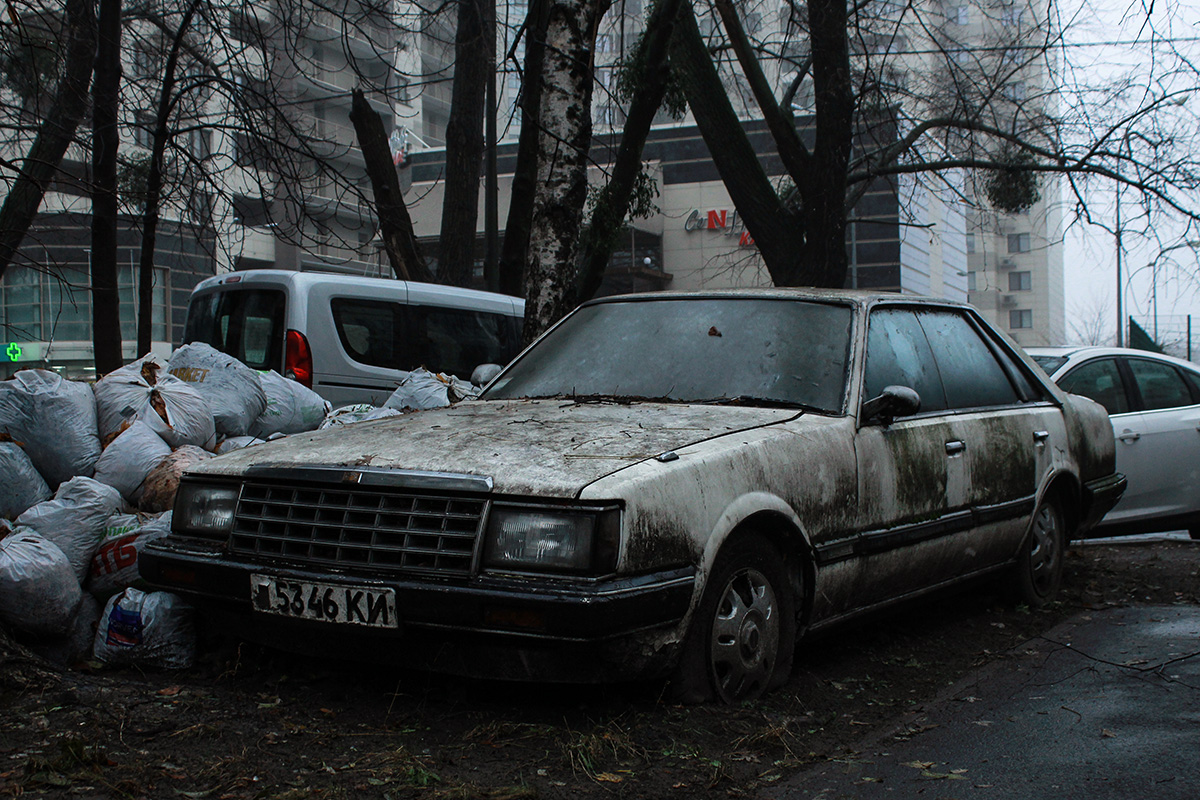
xmin=192 ymin=398 xmax=803 ymax=497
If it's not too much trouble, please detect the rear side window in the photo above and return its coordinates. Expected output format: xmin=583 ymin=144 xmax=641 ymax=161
xmin=332 ymin=299 xmax=522 ymax=378
xmin=183 ymin=288 xmax=285 ymax=371
xmin=1127 ymin=358 xmax=1195 ymax=411
xmin=1059 ymin=358 xmax=1129 ymax=415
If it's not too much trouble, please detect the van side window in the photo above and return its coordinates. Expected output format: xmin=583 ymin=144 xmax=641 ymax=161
xmin=332 ymin=299 xmax=522 ymax=377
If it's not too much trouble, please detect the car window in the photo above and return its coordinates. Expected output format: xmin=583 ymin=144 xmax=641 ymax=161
xmin=331 ymin=299 xmax=522 ymax=377
xmin=1031 ymin=354 xmax=1069 ymax=374
xmin=1128 ymin=358 xmax=1195 ymax=411
xmin=484 ymin=298 xmax=853 ymax=413
xmin=864 ymin=308 xmax=947 ymax=412
xmin=407 ymin=305 xmax=523 ymax=379
xmin=916 ymin=310 xmax=1021 ymax=409
xmin=1058 ymin=358 xmax=1129 ymax=415
xmin=184 ymin=288 xmax=285 ymax=371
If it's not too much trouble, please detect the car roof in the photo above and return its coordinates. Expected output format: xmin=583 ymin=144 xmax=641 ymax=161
xmin=582 ymin=287 xmax=972 ymax=312
xmin=191 ymin=269 xmax=525 ymax=309
xmin=1026 ymin=345 xmax=1200 ymax=374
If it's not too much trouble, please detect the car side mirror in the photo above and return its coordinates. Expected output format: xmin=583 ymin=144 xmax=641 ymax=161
xmin=861 ymin=385 xmax=921 ymax=425
xmin=471 ymin=363 xmax=503 ymax=388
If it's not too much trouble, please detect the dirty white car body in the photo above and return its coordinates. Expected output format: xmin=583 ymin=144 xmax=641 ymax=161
xmin=141 ymin=290 xmax=1124 ymax=702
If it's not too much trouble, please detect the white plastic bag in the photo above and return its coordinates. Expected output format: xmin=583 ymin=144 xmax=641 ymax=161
xmin=140 ymin=445 xmax=214 ymax=513
xmin=94 ymin=588 xmax=195 ymax=669
xmin=0 ymin=369 xmax=101 ymax=486
xmin=0 ymin=434 xmax=52 ymax=518
xmin=168 ymin=343 xmax=268 ymax=436
xmin=92 ymin=421 xmax=173 ymax=504
xmin=87 ymin=512 xmax=172 ymax=598
xmin=251 ymin=370 xmax=332 ymax=437
xmin=15 ymin=476 xmax=125 ymax=581
xmin=319 ymin=404 xmax=403 ymax=430
xmin=95 ymin=354 xmax=216 ymax=450
xmin=215 ymin=435 xmax=268 ymax=454
xmin=0 ymin=529 xmax=84 ymax=637
xmin=383 ymin=368 xmax=480 ymax=413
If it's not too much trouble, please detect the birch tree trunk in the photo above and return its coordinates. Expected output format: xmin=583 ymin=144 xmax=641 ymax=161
xmin=521 ymin=0 xmax=610 ymax=343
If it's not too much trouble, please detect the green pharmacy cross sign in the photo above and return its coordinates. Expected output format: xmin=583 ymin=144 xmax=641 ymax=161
xmin=5 ymin=342 xmax=21 ymax=362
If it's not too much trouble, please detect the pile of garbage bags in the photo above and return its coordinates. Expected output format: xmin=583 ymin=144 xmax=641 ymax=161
xmin=0 ymin=344 xmax=478 ymax=670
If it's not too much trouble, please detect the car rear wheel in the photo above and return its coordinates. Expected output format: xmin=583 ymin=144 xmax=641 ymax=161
xmin=669 ymin=534 xmax=795 ymax=704
xmin=1189 ymin=528 xmax=1200 ymax=541
xmin=1012 ymin=497 xmax=1066 ymax=606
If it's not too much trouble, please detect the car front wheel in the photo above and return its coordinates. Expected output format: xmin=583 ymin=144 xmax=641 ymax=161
xmin=1012 ymin=497 xmax=1066 ymax=606
xmin=670 ymin=534 xmax=795 ymax=704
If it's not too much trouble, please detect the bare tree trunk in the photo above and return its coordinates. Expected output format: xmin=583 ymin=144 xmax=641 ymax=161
xmin=91 ymin=0 xmax=125 ymax=376
xmin=0 ymin=0 xmax=96 ymax=281
xmin=522 ymin=0 xmax=611 ymax=343
xmin=669 ymin=3 xmax=807 ymax=285
xmin=575 ymin=0 xmax=684 ymax=302
xmin=137 ymin=0 xmax=202 ymax=356
xmin=498 ymin=0 xmax=551 ymax=298
xmin=437 ymin=0 xmax=490 ymax=287
xmin=350 ymin=89 xmax=434 ymax=283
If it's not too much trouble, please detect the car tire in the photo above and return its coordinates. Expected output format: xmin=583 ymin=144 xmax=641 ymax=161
xmin=1189 ymin=528 xmax=1200 ymax=541
xmin=1011 ymin=497 xmax=1066 ymax=606
xmin=668 ymin=534 xmax=795 ymax=704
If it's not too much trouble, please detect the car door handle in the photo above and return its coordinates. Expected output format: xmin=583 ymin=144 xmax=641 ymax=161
xmin=1033 ymin=430 xmax=1050 ymax=443
xmin=1118 ymin=430 xmax=1141 ymax=443
xmin=945 ymin=440 xmax=966 ymax=455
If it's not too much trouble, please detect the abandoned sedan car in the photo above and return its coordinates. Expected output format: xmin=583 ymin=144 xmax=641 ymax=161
xmin=140 ymin=290 xmax=1125 ymax=703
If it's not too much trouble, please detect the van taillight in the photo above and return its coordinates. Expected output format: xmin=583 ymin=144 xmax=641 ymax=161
xmin=285 ymin=329 xmax=313 ymax=388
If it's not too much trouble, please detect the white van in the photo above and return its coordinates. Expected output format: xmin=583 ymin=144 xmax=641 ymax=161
xmin=181 ymin=270 xmax=525 ymax=407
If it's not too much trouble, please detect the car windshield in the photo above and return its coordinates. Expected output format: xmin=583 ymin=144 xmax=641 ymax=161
xmin=483 ymin=297 xmax=854 ymax=413
xmin=1030 ymin=354 xmax=1069 ymax=375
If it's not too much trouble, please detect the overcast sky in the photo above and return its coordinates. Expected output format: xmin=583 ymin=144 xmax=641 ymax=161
xmin=1057 ymin=0 xmax=1200 ymax=350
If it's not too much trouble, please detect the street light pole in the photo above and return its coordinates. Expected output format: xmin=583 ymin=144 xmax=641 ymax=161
xmin=1116 ymin=180 xmax=1124 ymax=347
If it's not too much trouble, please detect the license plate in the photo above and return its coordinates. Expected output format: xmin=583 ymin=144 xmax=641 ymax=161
xmin=250 ymin=574 xmax=398 ymax=629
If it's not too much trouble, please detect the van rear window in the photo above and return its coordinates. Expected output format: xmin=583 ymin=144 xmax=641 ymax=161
xmin=183 ymin=288 xmax=285 ymax=371
xmin=331 ymin=298 xmax=522 ymax=378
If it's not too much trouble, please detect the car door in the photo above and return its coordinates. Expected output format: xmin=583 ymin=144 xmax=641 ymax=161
xmin=1116 ymin=356 xmax=1200 ymax=525
xmin=853 ymin=307 xmax=965 ymax=607
xmin=914 ymin=309 xmax=1061 ymax=569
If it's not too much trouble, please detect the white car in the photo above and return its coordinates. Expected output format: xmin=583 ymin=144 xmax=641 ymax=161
xmin=142 ymin=291 xmax=1124 ymax=703
xmin=1028 ymin=346 xmax=1200 ymax=540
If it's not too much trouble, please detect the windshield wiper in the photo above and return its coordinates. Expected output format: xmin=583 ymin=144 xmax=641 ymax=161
xmin=695 ymin=395 xmax=814 ymax=411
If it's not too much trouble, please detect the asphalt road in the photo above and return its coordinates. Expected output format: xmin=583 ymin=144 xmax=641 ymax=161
xmin=765 ymin=603 xmax=1200 ymax=800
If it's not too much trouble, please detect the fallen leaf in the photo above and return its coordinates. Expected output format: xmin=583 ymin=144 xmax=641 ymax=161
xmin=905 ymin=761 xmax=935 ymax=770
xmin=1102 ymin=729 xmax=1117 ymax=738
xmin=157 ymin=686 xmax=182 ymax=697
xmin=595 ymin=773 xmax=623 ymax=783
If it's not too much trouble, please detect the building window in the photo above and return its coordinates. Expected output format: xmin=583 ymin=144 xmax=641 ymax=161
xmin=967 ymin=271 xmax=977 ymax=292
xmin=965 ymin=233 xmax=976 ymax=254
xmin=950 ymin=5 xmax=968 ymax=24
xmin=1001 ymin=7 xmax=1024 ymax=26
xmin=133 ymin=112 xmax=155 ymax=149
xmin=1010 ymin=309 xmax=1033 ymax=329
xmin=1003 ymin=81 xmax=1026 ymax=101
xmin=1007 ymin=233 xmax=1031 ymax=253
xmin=596 ymin=33 xmax=613 ymax=53
xmin=1009 ymin=271 xmax=1032 ymax=291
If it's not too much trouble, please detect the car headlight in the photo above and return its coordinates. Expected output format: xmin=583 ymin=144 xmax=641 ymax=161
xmin=483 ymin=505 xmax=620 ymax=575
xmin=173 ymin=481 xmax=239 ymax=540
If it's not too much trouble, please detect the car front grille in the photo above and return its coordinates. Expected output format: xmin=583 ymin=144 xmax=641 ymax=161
xmin=229 ymin=480 xmax=487 ymax=577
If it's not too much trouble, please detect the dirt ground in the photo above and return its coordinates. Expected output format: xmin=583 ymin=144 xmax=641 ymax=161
xmin=2 ymin=538 xmax=1198 ymax=800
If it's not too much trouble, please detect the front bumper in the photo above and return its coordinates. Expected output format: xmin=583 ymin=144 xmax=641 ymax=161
xmin=139 ymin=540 xmax=696 ymax=682
xmin=1079 ymin=472 xmax=1128 ymax=534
